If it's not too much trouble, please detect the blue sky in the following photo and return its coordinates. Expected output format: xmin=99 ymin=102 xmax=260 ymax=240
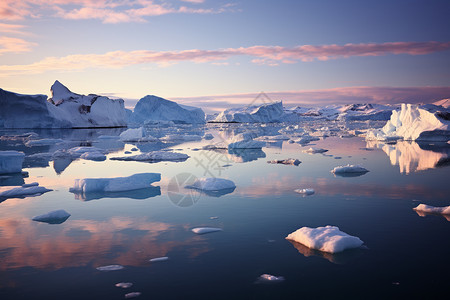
xmin=1 ymin=0 xmax=449 ymax=112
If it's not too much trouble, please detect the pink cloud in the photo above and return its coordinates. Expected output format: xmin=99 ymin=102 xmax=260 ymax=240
xmin=0 ymin=41 xmax=448 ymax=74
xmin=0 ymin=36 xmax=36 ymax=55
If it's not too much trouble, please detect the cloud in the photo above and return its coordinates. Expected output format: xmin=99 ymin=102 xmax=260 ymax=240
xmin=0 ymin=23 xmax=29 ymax=35
xmin=1 ymin=41 xmax=449 ymax=74
xmin=0 ymin=36 xmax=36 ymax=55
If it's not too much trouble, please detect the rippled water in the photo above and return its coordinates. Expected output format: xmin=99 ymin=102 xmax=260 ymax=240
xmin=1 ymin=122 xmax=449 ymax=299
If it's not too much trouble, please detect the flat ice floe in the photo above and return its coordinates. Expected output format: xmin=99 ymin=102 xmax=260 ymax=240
xmin=413 ymin=204 xmax=450 ymax=215
xmin=186 ymin=177 xmax=236 ymax=191
xmin=331 ymin=164 xmax=369 ymax=176
xmin=0 ymin=151 xmax=25 ymax=174
xmin=32 ymin=209 xmax=71 ymax=224
xmin=96 ymin=265 xmax=124 ymax=271
xmin=285 ymin=226 xmax=364 ymax=253
xmin=149 ymin=256 xmax=169 ymax=262
xmin=69 ymin=173 xmax=161 ymax=193
xmin=25 ymin=138 xmax=64 ymax=146
xmin=303 ymin=147 xmax=328 ymax=154
xmin=294 ymin=188 xmax=315 ymax=195
xmin=255 ymin=274 xmax=285 ymax=283
xmin=267 ymin=158 xmax=301 ymax=166
xmin=115 ymin=282 xmax=133 ymax=289
xmin=110 ymin=151 xmax=189 ymax=162
xmin=192 ymin=227 xmax=223 ymax=234
xmin=125 ymin=292 xmax=141 ymax=299
xmin=0 ymin=183 xmax=52 ymax=199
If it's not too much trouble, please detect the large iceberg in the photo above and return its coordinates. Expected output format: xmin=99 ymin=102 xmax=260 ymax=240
xmin=285 ymin=226 xmax=364 ymax=253
xmin=213 ymin=101 xmax=284 ymax=123
xmin=0 ymin=81 xmax=127 ymax=128
xmin=366 ymin=103 xmax=450 ymax=142
xmin=69 ymin=173 xmax=161 ymax=193
xmin=129 ymin=95 xmax=205 ymax=124
xmin=0 ymin=151 xmax=25 ymax=174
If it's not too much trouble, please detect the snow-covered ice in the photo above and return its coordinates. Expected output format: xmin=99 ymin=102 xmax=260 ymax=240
xmin=267 ymin=158 xmax=301 ymax=166
xmin=32 ymin=209 xmax=71 ymax=224
xmin=96 ymin=265 xmax=124 ymax=271
xmin=69 ymin=173 xmax=161 ymax=193
xmin=255 ymin=274 xmax=285 ymax=283
xmin=186 ymin=177 xmax=236 ymax=191
xmin=413 ymin=204 xmax=450 ymax=215
xmin=110 ymin=151 xmax=189 ymax=162
xmin=149 ymin=257 xmax=169 ymax=262
xmin=116 ymin=282 xmax=133 ymax=289
xmin=303 ymin=147 xmax=328 ymax=154
xmin=294 ymin=188 xmax=315 ymax=195
xmin=80 ymin=151 xmax=106 ymax=161
xmin=285 ymin=226 xmax=364 ymax=253
xmin=214 ymin=101 xmax=284 ymax=123
xmin=191 ymin=227 xmax=223 ymax=234
xmin=0 ymin=151 xmax=25 ymax=174
xmin=0 ymin=183 xmax=52 ymax=199
xmin=331 ymin=165 xmax=369 ymax=175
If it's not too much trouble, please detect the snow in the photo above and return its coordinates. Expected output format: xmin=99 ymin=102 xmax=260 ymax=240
xmin=285 ymin=226 xmax=364 ymax=253
xmin=110 ymin=151 xmax=189 ymax=162
xmin=413 ymin=204 xmax=450 ymax=215
xmin=32 ymin=209 xmax=71 ymax=224
xmin=267 ymin=158 xmax=301 ymax=166
xmin=255 ymin=274 xmax=285 ymax=283
xmin=0 ymin=81 xmax=127 ymax=128
xmin=129 ymin=95 xmax=205 ymax=124
xmin=191 ymin=227 xmax=223 ymax=234
xmin=69 ymin=173 xmax=161 ymax=193
xmin=116 ymin=283 xmax=133 ymax=289
xmin=0 ymin=151 xmax=25 ymax=174
xmin=186 ymin=177 xmax=236 ymax=191
xmin=227 ymin=133 xmax=265 ymax=149
xmin=96 ymin=265 xmax=124 ymax=271
xmin=149 ymin=257 xmax=169 ymax=262
xmin=295 ymin=188 xmax=315 ymax=195
xmin=303 ymin=147 xmax=328 ymax=154
xmin=331 ymin=164 xmax=369 ymax=174
xmin=366 ymin=103 xmax=450 ymax=142
xmin=119 ymin=127 xmax=158 ymax=142
xmin=214 ymin=101 xmax=284 ymax=123
xmin=0 ymin=183 xmax=52 ymax=199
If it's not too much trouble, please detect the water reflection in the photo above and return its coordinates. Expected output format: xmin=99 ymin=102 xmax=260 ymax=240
xmin=0 ymin=173 xmax=25 ymax=186
xmin=413 ymin=209 xmax=450 ymax=221
xmin=227 ymin=148 xmax=266 ymax=163
xmin=287 ymin=240 xmax=363 ymax=264
xmin=71 ymin=186 xmax=161 ymax=201
xmin=367 ymin=140 xmax=450 ymax=174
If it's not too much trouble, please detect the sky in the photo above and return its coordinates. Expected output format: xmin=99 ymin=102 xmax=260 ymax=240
xmin=1 ymin=0 xmax=450 ymax=113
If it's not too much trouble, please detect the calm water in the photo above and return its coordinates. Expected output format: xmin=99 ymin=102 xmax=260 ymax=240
xmin=0 ymin=122 xmax=449 ymax=300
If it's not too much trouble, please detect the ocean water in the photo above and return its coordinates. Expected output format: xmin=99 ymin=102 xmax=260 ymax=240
xmin=0 ymin=122 xmax=449 ymax=299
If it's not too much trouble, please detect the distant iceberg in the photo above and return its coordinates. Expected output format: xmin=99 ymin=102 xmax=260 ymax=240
xmin=294 ymin=188 xmax=315 ymax=195
xmin=267 ymin=158 xmax=301 ymax=166
xmin=413 ymin=204 xmax=450 ymax=215
xmin=331 ymin=164 xmax=369 ymax=176
xmin=286 ymin=226 xmax=364 ymax=253
xmin=69 ymin=173 xmax=161 ymax=193
xmin=213 ymin=101 xmax=284 ymax=123
xmin=0 ymin=151 xmax=25 ymax=174
xmin=32 ymin=209 xmax=71 ymax=224
xmin=255 ymin=274 xmax=285 ymax=283
xmin=128 ymin=95 xmax=205 ymax=124
xmin=303 ymin=147 xmax=328 ymax=154
xmin=119 ymin=127 xmax=158 ymax=142
xmin=110 ymin=151 xmax=189 ymax=162
xmin=191 ymin=227 xmax=223 ymax=234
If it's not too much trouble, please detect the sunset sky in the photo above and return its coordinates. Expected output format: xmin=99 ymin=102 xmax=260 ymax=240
xmin=1 ymin=0 xmax=450 ymax=112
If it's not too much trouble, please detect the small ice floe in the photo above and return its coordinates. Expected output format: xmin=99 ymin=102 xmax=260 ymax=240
xmin=296 ymin=135 xmax=320 ymax=145
xmin=303 ymin=147 xmax=328 ymax=154
xmin=0 ymin=183 xmax=52 ymax=199
xmin=192 ymin=227 xmax=222 ymax=235
xmin=110 ymin=151 xmax=189 ymax=162
xmin=331 ymin=164 xmax=369 ymax=177
xmin=149 ymin=256 xmax=169 ymax=262
xmin=125 ymin=292 xmax=141 ymax=298
xmin=70 ymin=173 xmax=161 ymax=193
xmin=210 ymin=216 xmax=219 ymax=220
xmin=413 ymin=204 xmax=450 ymax=219
xmin=115 ymin=282 xmax=133 ymax=289
xmin=80 ymin=151 xmax=106 ymax=161
xmin=285 ymin=226 xmax=364 ymax=253
xmin=160 ymin=134 xmax=202 ymax=142
xmin=187 ymin=177 xmax=236 ymax=191
xmin=267 ymin=158 xmax=301 ymax=166
xmin=96 ymin=264 xmax=124 ymax=271
xmin=25 ymin=138 xmax=64 ymax=146
xmin=255 ymin=274 xmax=285 ymax=284
xmin=0 ymin=151 xmax=25 ymax=174
xmin=294 ymin=188 xmax=315 ymax=195
xmin=32 ymin=209 xmax=70 ymax=224
xmin=120 ymin=127 xmax=158 ymax=143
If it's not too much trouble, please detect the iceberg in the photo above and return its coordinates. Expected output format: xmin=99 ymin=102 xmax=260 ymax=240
xmin=267 ymin=158 xmax=301 ymax=166
xmin=331 ymin=164 xmax=369 ymax=176
xmin=110 ymin=151 xmax=189 ymax=162
xmin=366 ymin=104 xmax=450 ymax=142
xmin=116 ymin=282 xmax=133 ymax=289
xmin=32 ymin=209 xmax=71 ymax=224
xmin=214 ymin=101 xmax=284 ymax=123
xmin=0 ymin=151 xmax=25 ymax=174
xmin=227 ymin=133 xmax=265 ymax=149
xmin=186 ymin=177 xmax=236 ymax=191
xmin=191 ymin=227 xmax=222 ymax=234
xmin=129 ymin=95 xmax=205 ymax=124
xmin=0 ymin=183 xmax=52 ymax=199
xmin=119 ymin=127 xmax=158 ymax=142
xmin=0 ymin=81 xmax=127 ymax=128
xmin=255 ymin=274 xmax=285 ymax=284
xmin=294 ymin=188 xmax=315 ymax=195
xmin=149 ymin=257 xmax=169 ymax=262
xmin=413 ymin=204 xmax=450 ymax=215
xmin=69 ymin=173 xmax=161 ymax=193
xmin=285 ymin=226 xmax=364 ymax=253
xmin=303 ymin=147 xmax=328 ymax=154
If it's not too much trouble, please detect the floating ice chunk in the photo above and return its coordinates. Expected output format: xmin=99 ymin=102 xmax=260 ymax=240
xmin=119 ymin=127 xmax=158 ymax=142
xmin=68 ymin=146 xmax=105 ymax=157
xmin=203 ymin=133 xmax=214 ymax=140
xmin=296 ymin=135 xmax=320 ymax=144
xmin=116 ymin=282 xmax=133 ymax=289
xmin=331 ymin=164 xmax=369 ymax=175
xmin=149 ymin=256 xmax=169 ymax=262
xmin=0 ymin=151 xmax=25 ymax=174
xmin=125 ymin=292 xmax=141 ymax=299
xmin=110 ymin=151 xmax=189 ymax=162
xmin=96 ymin=264 xmax=124 ymax=271
xmin=285 ymin=226 xmax=364 ymax=253
xmin=267 ymin=158 xmax=301 ymax=166
xmin=256 ymin=135 xmax=290 ymax=141
xmin=22 ymin=182 xmax=39 ymax=188
xmin=70 ymin=173 xmax=161 ymax=193
xmin=413 ymin=204 xmax=450 ymax=215
xmin=227 ymin=133 xmax=265 ymax=149
xmin=255 ymin=274 xmax=285 ymax=283
xmin=192 ymin=227 xmax=223 ymax=234
xmin=25 ymin=138 xmax=64 ymax=146
xmin=160 ymin=134 xmax=202 ymax=142
xmin=80 ymin=151 xmax=106 ymax=161
xmin=214 ymin=101 xmax=284 ymax=123
xmin=295 ymin=188 xmax=315 ymax=195
xmin=187 ymin=177 xmax=236 ymax=191
xmin=0 ymin=183 xmax=52 ymax=199
xmin=303 ymin=147 xmax=328 ymax=154
xmin=32 ymin=209 xmax=71 ymax=224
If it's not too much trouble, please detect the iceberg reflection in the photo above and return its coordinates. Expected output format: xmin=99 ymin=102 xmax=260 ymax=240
xmin=72 ymin=186 xmax=161 ymax=201
xmin=287 ymin=240 xmax=363 ymax=264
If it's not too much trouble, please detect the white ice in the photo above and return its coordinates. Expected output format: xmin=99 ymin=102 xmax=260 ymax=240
xmin=191 ymin=227 xmax=223 ymax=234
xmin=149 ymin=257 xmax=169 ymax=262
xmin=214 ymin=101 xmax=284 ymax=123
xmin=32 ymin=209 xmax=71 ymax=224
xmin=267 ymin=158 xmax=301 ymax=166
xmin=285 ymin=225 xmax=364 ymax=253
xmin=25 ymin=138 xmax=64 ymax=146
xmin=0 ymin=183 xmax=52 ymax=198
xmin=187 ymin=177 xmax=236 ymax=191
xmin=160 ymin=134 xmax=202 ymax=142
xmin=0 ymin=151 xmax=25 ymax=174
xmin=413 ymin=204 xmax=450 ymax=215
xmin=331 ymin=164 xmax=369 ymax=174
xmin=96 ymin=265 xmax=124 ymax=271
xmin=227 ymin=133 xmax=265 ymax=149
xmin=111 ymin=151 xmax=189 ymax=162
xmin=116 ymin=282 xmax=133 ymax=289
xmin=69 ymin=173 xmax=161 ymax=193
xmin=295 ymin=188 xmax=315 ymax=195
xmin=303 ymin=147 xmax=328 ymax=154
xmin=255 ymin=274 xmax=285 ymax=283
xmin=125 ymin=292 xmax=141 ymax=299
xmin=119 ymin=127 xmax=158 ymax=142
